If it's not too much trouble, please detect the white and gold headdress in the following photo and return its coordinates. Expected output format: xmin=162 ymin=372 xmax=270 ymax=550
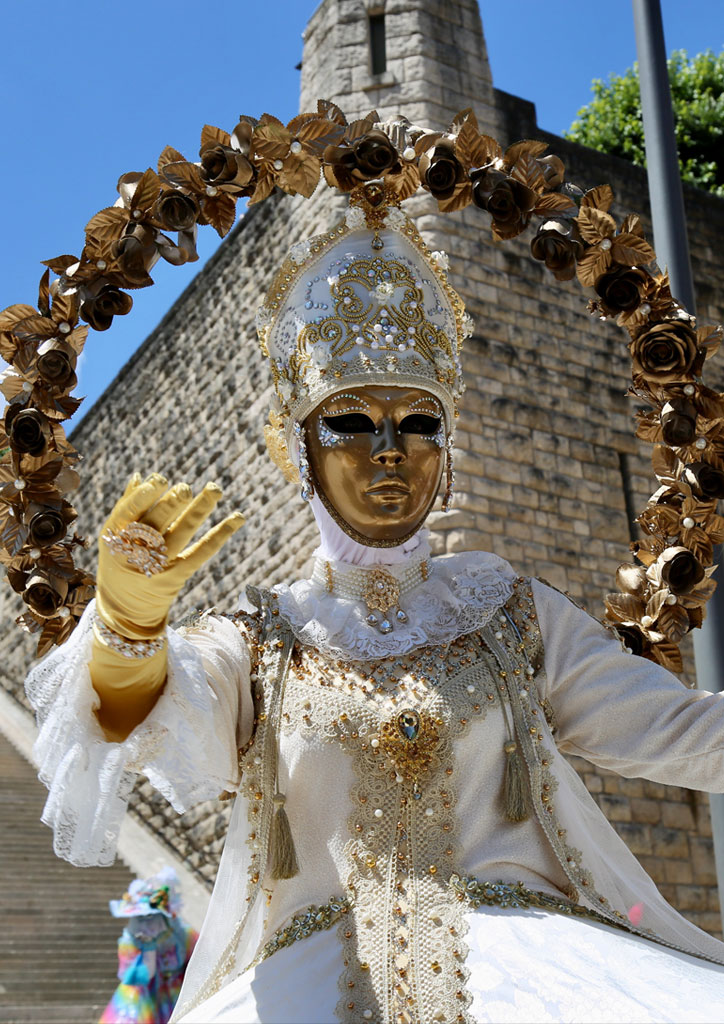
xmin=257 ymin=184 xmax=470 ymax=461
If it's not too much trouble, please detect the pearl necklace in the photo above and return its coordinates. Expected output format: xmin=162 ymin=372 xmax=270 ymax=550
xmin=311 ymin=554 xmax=430 ymax=634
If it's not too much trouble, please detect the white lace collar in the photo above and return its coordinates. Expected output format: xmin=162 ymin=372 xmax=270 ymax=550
xmin=272 ymin=549 xmax=518 ymax=661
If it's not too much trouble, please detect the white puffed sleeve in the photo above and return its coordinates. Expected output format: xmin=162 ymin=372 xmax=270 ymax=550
xmin=24 ymin=600 xmax=253 ymax=867
xmin=532 ymin=578 xmax=724 ymax=791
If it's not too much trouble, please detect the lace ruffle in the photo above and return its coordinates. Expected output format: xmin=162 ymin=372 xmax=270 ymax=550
xmin=273 ymin=551 xmax=517 ymax=661
xmin=25 ymin=601 xmax=243 ymax=867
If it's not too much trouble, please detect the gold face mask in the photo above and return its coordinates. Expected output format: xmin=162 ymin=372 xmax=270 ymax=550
xmin=304 ymin=385 xmax=446 ymax=546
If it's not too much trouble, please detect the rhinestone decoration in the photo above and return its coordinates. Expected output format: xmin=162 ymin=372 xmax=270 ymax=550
xmin=379 ymin=708 xmax=441 ymax=787
xmin=102 ymin=522 xmax=168 ymax=576
xmin=94 ymin=617 xmax=167 ymax=659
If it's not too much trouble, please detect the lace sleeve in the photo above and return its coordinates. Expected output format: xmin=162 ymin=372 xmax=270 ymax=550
xmin=24 ymin=600 xmax=251 ymax=867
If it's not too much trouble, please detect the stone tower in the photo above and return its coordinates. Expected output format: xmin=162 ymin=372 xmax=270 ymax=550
xmin=1 ymin=0 xmax=724 ymax=936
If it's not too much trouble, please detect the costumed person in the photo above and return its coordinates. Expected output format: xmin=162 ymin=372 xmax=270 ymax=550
xmin=100 ymin=868 xmax=198 ymax=1024
xmin=22 ymin=184 xmax=724 ymax=1024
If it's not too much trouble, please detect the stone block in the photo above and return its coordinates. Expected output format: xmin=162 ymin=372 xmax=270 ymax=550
xmin=652 ymin=826 xmax=690 ymax=860
xmin=690 ymin=837 xmax=718 ymax=886
xmin=614 ymin=823 xmax=652 ymax=856
xmin=598 ymin=794 xmax=632 ymax=823
xmin=661 ymin=801 xmax=696 ymax=832
xmin=630 ymin=798 xmax=662 ymax=825
xmin=674 ymin=883 xmax=707 ymax=909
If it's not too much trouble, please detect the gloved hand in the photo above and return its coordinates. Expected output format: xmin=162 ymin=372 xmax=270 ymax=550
xmin=90 ymin=473 xmax=244 ymax=740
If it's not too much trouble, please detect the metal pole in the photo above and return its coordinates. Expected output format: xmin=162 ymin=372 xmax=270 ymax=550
xmin=633 ymin=0 xmax=724 ymax=932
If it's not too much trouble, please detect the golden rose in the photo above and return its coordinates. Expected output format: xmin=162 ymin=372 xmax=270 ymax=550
xmin=419 ymin=141 xmax=466 ymax=201
xmin=470 ymin=168 xmax=536 ymax=239
xmin=111 ymin=223 xmax=157 ymax=288
xmin=530 ymin=218 xmax=583 ymax=282
xmin=37 ymin=339 xmax=77 ymax=388
xmin=23 ymin=571 xmax=68 ymax=618
xmin=80 ymin=286 xmax=133 ymax=332
xmin=154 ymin=189 xmax=200 ymax=232
xmin=594 ymin=265 xmax=649 ymax=316
xmin=659 ymin=546 xmax=705 ymax=595
xmin=6 ymin=407 xmax=49 ymax=456
xmin=28 ymin=508 xmax=68 ymax=548
xmin=682 ymin=461 xmax=724 ymax=501
xmin=660 ymin=398 xmax=697 ymax=448
xmin=630 ymin=319 xmax=700 ymax=384
xmin=613 ymin=623 xmax=647 ymax=657
xmin=537 ymin=154 xmax=565 ymax=189
xmin=351 ymin=130 xmax=399 ymax=179
xmin=200 ymin=144 xmax=255 ymax=195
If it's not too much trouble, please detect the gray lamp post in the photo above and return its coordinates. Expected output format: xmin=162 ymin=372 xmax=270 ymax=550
xmin=632 ymin=0 xmax=724 ymax=933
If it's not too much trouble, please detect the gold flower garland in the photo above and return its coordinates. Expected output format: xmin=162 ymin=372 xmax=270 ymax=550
xmin=1 ymin=101 xmax=721 ymax=672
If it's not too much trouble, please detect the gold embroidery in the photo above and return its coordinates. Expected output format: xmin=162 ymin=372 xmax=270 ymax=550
xmin=448 ymin=875 xmax=625 ymax=930
xmin=175 ymin=592 xmax=295 ymax=1018
xmin=248 ymin=897 xmax=353 ymax=969
xmin=283 ymin=633 xmax=502 ymax=1024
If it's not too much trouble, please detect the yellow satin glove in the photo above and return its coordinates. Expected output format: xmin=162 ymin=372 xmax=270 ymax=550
xmin=90 ymin=473 xmax=245 ymax=741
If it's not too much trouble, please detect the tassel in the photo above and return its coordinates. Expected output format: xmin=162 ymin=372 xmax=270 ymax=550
xmin=270 ymin=792 xmax=299 ymax=879
xmin=503 ymin=741 xmax=530 ymax=822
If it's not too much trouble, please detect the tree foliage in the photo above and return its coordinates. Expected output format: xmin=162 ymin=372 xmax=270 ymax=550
xmin=565 ymin=50 xmax=724 ymax=197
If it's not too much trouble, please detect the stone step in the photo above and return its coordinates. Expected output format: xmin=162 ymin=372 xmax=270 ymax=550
xmin=0 ymin=733 xmax=138 ymax=1023
xmin=0 ymin=1003 xmax=105 ymax=1023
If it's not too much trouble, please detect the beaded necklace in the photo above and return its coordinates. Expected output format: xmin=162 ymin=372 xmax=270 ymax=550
xmin=310 ymin=553 xmax=430 ymax=634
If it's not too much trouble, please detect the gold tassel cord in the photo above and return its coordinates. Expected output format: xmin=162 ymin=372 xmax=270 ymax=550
xmin=269 ymin=792 xmax=299 ymax=880
xmin=503 ymin=741 xmax=530 ymax=823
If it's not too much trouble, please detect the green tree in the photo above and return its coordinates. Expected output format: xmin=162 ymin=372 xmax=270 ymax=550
xmin=565 ymin=49 xmax=724 ymax=197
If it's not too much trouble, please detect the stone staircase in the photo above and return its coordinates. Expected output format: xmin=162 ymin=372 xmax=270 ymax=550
xmin=0 ymin=731 xmax=135 ymax=1024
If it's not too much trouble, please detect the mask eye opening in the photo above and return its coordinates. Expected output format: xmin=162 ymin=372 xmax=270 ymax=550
xmin=399 ymin=413 xmax=442 ymax=435
xmin=322 ymin=413 xmax=378 ymax=434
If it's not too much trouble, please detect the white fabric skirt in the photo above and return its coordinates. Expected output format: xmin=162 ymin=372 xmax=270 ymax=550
xmin=179 ymin=907 xmax=724 ymax=1024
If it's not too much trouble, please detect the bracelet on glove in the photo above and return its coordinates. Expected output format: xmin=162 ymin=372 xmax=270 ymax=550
xmin=93 ymin=617 xmax=167 ymax=660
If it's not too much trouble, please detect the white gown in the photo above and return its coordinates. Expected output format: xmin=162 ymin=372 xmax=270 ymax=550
xmin=25 ymin=548 xmax=724 ymax=1023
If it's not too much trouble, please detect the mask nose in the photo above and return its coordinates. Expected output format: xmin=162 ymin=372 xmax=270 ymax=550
xmin=371 ymin=418 xmax=406 ymax=465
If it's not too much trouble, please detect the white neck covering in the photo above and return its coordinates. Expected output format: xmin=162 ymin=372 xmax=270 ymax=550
xmin=308 ymin=492 xmax=428 ymax=566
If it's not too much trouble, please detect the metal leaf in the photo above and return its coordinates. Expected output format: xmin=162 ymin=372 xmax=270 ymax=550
xmin=157 ymin=146 xmax=186 ymax=172
xmin=612 ymin=233 xmax=655 ymax=267
xmin=651 ymin=640 xmax=683 ymax=673
xmin=37 ymin=270 xmax=51 ymax=317
xmin=200 ymin=124 xmax=231 ymax=151
xmin=253 ymin=122 xmax=291 ymax=160
xmin=533 ymin=192 xmax=577 ymax=215
xmin=202 ymin=193 xmax=237 ymax=238
xmin=161 ymin=161 xmax=205 ymax=193
xmin=131 ymin=168 xmax=161 ymax=213
xmin=581 ymin=184 xmax=614 ymax=212
xmin=316 ymin=99 xmax=347 ymax=126
xmin=651 ymin=444 xmax=679 ymax=483
xmin=576 ymin=206 xmax=616 ymax=244
xmin=503 ymin=139 xmax=548 ymax=168
xmin=85 ymin=207 xmax=129 ymax=242
xmin=575 ymin=247 xmax=612 ymax=288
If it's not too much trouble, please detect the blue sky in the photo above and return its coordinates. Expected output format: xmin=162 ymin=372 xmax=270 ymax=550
xmin=2 ymin=0 xmax=723 ymax=425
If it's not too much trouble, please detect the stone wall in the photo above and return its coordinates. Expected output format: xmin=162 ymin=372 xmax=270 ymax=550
xmin=1 ymin=0 xmax=723 ymax=935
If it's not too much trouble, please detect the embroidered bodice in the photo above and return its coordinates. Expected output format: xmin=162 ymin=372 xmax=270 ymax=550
xmin=254 ymin=626 xmax=571 ymax=1023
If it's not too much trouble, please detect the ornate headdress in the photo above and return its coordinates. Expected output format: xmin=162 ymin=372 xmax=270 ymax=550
xmin=257 ymin=185 xmax=469 ymax=456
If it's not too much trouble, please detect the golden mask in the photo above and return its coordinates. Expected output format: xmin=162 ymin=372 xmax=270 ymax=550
xmin=305 ymin=385 xmax=445 ymax=545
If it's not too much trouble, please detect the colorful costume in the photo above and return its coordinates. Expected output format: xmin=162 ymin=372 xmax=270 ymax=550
xmin=100 ymin=869 xmax=198 ymax=1024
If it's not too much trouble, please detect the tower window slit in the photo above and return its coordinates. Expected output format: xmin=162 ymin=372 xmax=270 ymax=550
xmin=369 ymin=13 xmax=386 ymax=75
